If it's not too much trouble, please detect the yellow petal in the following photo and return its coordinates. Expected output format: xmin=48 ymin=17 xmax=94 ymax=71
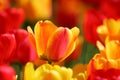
xmin=34 ymin=20 xmax=57 ymax=56
xmin=107 ymin=59 xmax=118 ymax=69
xmin=46 ymin=27 xmax=73 ymax=61
xmin=71 ymin=27 xmax=80 ymax=40
xmin=24 ymin=62 xmax=35 ymax=80
xmin=34 ymin=64 xmax=52 ymax=80
xmin=97 ymin=25 xmax=108 ymax=43
xmin=44 ymin=70 xmax=62 ymax=80
xmin=106 ymin=40 xmax=120 ymax=59
xmin=96 ymin=41 xmax=105 ymax=51
xmin=107 ymin=19 xmax=120 ymax=36
xmin=53 ymin=65 xmax=73 ymax=80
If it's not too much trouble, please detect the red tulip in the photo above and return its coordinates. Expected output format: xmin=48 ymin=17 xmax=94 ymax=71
xmin=88 ymin=68 xmax=120 ymax=80
xmin=83 ymin=9 xmax=104 ymax=45
xmin=0 ymin=8 xmax=24 ymax=34
xmin=11 ymin=29 xmax=37 ymax=64
xmin=55 ymin=0 xmax=80 ymax=28
xmin=100 ymin=0 xmax=120 ymax=19
xmin=0 ymin=65 xmax=16 ymax=80
xmin=0 ymin=34 xmax=16 ymax=64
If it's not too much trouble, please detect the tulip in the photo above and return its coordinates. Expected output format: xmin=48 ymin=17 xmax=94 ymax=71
xmin=15 ymin=0 xmax=52 ymax=21
xmin=100 ymin=0 xmax=120 ymax=19
xmin=24 ymin=62 xmax=76 ymax=80
xmin=0 ymin=65 xmax=16 ymax=80
xmin=83 ymin=9 xmax=104 ymax=45
xmin=97 ymin=19 xmax=120 ymax=43
xmin=55 ymin=0 xmax=81 ymax=28
xmin=11 ymin=29 xmax=37 ymax=64
xmin=0 ymin=34 xmax=16 ymax=64
xmin=87 ymin=54 xmax=120 ymax=80
xmin=0 ymin=8 xmax=24 ymax=34
xmin=87 ymin=39 xmax=120 ymax=78
xmin=27 ymin=20 xmax=80 ymax=62
xmin=88 ymin=68 xmax=120 ymax=80
xmin=88 ymin=54 xmax=120 ymax=73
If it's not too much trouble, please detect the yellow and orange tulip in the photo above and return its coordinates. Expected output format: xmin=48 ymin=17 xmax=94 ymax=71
xmin=27 ymin=20 xmax=80 ymax=62
xmin=88 ymin=37 xmax=120 ymax=78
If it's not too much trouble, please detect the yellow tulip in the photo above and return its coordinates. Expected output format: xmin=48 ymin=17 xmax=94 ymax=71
xmin=24 ymin=62 xmax=76 ymax=80
xmin=16 ymin=0 xmax=52 ymax=21
xmin=27 ymin=20 xmax=80 ymax=62
xmin=97 ymin=18 xmax=120 ymax=43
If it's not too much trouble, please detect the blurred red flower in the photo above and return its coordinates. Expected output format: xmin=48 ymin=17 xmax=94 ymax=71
xmin=0 ymin=8 xmax=24 ymax=34
xmin=100 ymin=0 xmax=120 ymax=19
xmin=83 ymin=9 xmax=105 ymax=45
xmin=55 ymin=0 xmax=81 ymax=28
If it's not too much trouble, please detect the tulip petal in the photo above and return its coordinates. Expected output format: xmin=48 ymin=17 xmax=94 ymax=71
xmin=17 ymin=37 xmax=37 ymax=64
xmin=97 ymin=25 xmax=109 ymax=43
xmin=24 ymin=62 xmax=35 ymax=80
xmin=106 ymin=40 xmax=120 ymax=59
xmin=0 ymin=34 xmax=16 ymax=64
xmin=53 ymin=65 xmax=73 ymax=80
xmin=35 ymin=64 xmax=52 ymax=80
xmin=27 ymin=26 xmax=36 ymax=50
xmin=60 ymin=28 xmax=80 ymax=62
xmin=59 ymin=39 xmax=75 ymax=62
xmin=66 ymin=36 xmax=82 ymax=61
xmin=71 ymin=27 xmax=80 ymax=40
xmin=34 ymin=20 xmax=57 ymax=56
xmin=46 ymin=27 xmax=73 ymax=61
xmin=107 ymin=19 xmax=120 ymax=36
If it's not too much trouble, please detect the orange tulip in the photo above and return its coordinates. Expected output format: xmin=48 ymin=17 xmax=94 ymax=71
xmin=27 ymin=20 xmax=80 ymax=62
xmin=88 ymin=40 xmax=120 ymax=76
